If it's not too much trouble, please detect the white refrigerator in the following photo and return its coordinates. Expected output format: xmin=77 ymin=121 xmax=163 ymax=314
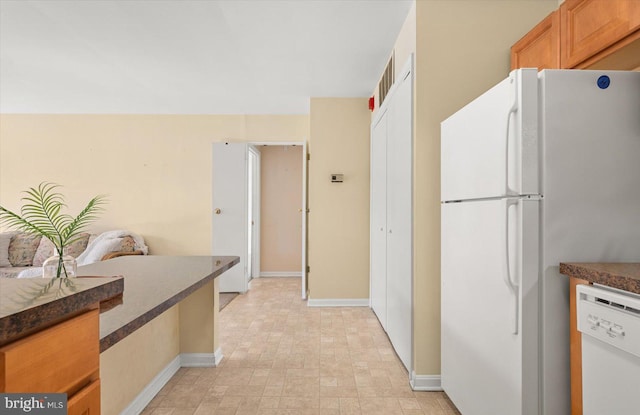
xmin=440 ymin=69 xmax=640 ymax=415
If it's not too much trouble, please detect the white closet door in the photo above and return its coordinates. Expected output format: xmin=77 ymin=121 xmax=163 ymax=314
xmin=386 ymin=65 xmax=413 ymax=372
xmin=370 ymin=110 xmax=388 ymax=330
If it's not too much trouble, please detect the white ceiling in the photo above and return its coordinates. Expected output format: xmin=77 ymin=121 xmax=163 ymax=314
xmin=0 ymin=0 xmax=413 ymax=114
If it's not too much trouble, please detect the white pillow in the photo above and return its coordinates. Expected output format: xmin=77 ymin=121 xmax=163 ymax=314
xmin=77 ymin=237 xmax=123 ymax=266
xmin=0 ymin=232 xmax=17 ymax=267
xmin=17 ymin=267 xmax=42 ymax=278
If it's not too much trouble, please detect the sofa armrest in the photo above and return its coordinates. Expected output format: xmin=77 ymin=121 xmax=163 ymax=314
xmin=101 ymin=250 xmax=144 ymax=261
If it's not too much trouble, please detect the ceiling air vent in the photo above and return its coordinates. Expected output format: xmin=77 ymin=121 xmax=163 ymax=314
xmin=378 ymin=53 xmax=394 ymax=106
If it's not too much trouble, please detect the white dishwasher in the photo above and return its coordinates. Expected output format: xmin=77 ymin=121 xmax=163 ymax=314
xmin=577 ymin=284 xmax=640 ymax=415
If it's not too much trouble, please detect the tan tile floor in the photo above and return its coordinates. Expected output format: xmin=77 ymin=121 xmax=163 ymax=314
xmin=142 ymin=278 xmax=461 ymax=415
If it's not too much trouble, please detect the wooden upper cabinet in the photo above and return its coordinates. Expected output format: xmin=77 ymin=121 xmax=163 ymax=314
xmin=511 ymin=11 xmax=560 ymax=70
xmin=560 ymin=0 xmax=640 ymax=68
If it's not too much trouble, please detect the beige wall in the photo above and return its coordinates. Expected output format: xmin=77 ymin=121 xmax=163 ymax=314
xmin=412 ymin=0 xmax=558 ymax=376
xmin=0 ymin=114 xmax=309 ymax=255
xmin=178 ymin=279 xmax=217 ymax=353
xmin=0 ymin=108 xmax=368 ymax=301
xmin=100 ymin=306 xmax=179 ymax=415
xmin=260 ymin=145 xmax=303 ymax=273
xmin=308 ymin=98 xmax=371 ymax=299
xmin=394 ymin=1 xmax=417 ymax=81
xmin=100 ymin=279 xmax=218 ymax=415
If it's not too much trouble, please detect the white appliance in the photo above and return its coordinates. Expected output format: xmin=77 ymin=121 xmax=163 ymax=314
xmin=440 ymin=69 xmax=640 ymax=415
xmin=577 ymin=284 xmax=640 ymax=415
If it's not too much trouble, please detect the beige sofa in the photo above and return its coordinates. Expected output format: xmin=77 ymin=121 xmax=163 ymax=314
xmin=0 ymin=231 xmax=147 ymax=278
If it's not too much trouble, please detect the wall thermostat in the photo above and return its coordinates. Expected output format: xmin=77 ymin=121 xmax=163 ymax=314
xmin=331 ymin=174 xmax=344 ymax=183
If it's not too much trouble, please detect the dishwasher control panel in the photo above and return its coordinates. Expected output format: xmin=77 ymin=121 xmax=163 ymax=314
xmin=577 ymin=284 xmax=640 ymax=358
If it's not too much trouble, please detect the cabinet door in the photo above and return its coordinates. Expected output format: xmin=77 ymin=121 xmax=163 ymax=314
xmin=68 ymin=379 xmax=100 ymax=415
xmin=0 ymin=309 xmax=99 ymax=394
xmin=511 ymin=11 xmax=560 ymax=70
xmin=370 ymin=110 xmax=388 ymax=330
xmin=560 ymin=0 xmax=640 ymax=68
xmin=385 ymin=63 xmax=413 ymax=373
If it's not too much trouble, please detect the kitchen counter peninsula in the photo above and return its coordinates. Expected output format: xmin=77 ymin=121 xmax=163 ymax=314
xmin=76 ymin=255 xmax=239 ymax=351
xmin=77 ymin=255 xmax=239 ymax=415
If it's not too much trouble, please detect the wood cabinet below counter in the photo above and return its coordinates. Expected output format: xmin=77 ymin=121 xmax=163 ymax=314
xmin=0 ymin=309 xmax=101 ymax=414
xmin=0 ymin=276 xmax=124 ymax=415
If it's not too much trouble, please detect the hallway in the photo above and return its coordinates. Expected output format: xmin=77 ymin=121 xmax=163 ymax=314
xmin=142 ymin=278 xmax=460 ymax=414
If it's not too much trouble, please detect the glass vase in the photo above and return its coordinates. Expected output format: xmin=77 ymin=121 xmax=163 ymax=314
xmin=42 ymin=253 xmax=77 ymax=279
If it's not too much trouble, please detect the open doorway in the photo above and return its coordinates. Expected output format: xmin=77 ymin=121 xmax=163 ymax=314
xmin=212 ymin=141 xmax=308 ymax=298
xmin=250 ymin=142 xmax=307 ymax=299
xmin=257 ymin=145 xmax=303 ymax=279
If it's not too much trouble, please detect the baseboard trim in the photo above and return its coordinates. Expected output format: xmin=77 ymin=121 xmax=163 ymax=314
xmin=121 ymin=349 xmax=224 ymax=415
xmin=120 ymin=355 xmax=181 ymax=415
xmin=180 ymin=348 xmax=223 ymax=367
xmin=214 ymin=347 xmax=224 ymax=366
xmin=307 ymin=298 xmax=369 ymax=307
xmin=259 ymin=272 xmax=302 ymax=278
xmin=410 ymin=371 xmax=443 ymax=391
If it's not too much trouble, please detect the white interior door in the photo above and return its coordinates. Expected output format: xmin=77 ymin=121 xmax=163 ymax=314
xmin=248 ymin=145 xmax=261 ymax=281
xmin=301 ymin=142 xmax=308 ymax=299
xmin=370 ymin=110 xmax=388 ymax=330
xmin=385 ymin=61 xmax=413 ymax=373
xmin=212 ymin=142 xmax=249 ymax=293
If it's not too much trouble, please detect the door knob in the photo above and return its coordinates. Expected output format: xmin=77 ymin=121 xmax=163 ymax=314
xmin=215 ymin=208 xmax=221 ymax=214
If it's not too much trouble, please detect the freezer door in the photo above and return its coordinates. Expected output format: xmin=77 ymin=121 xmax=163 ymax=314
xmin=441 ymin=69 xmax=539 ymax=202
xmin=441 ymin=198 xmax=539 ymax=415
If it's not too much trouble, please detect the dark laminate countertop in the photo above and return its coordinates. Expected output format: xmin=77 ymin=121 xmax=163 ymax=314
xmin=76 ymin=255 xmax=239 ymax=352
xmin=0 ymin=276 xmax=124 ymax=347
xmin=559 ymin=263 xmax=640 ymax=295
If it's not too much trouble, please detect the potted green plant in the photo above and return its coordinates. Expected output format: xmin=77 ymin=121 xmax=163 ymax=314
xmin=0 ymin=182 xmax=106 ymax=278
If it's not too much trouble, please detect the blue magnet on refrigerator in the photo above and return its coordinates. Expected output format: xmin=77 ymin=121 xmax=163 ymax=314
xmin=597 ymin=75 xmax=610 ymax=89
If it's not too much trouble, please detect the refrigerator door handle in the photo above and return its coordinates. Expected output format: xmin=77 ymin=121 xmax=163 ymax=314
xmin=504 ymin=198 xmax=520 ymax=335
xmin=505 ymin=73 xmax=518 ymax=196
